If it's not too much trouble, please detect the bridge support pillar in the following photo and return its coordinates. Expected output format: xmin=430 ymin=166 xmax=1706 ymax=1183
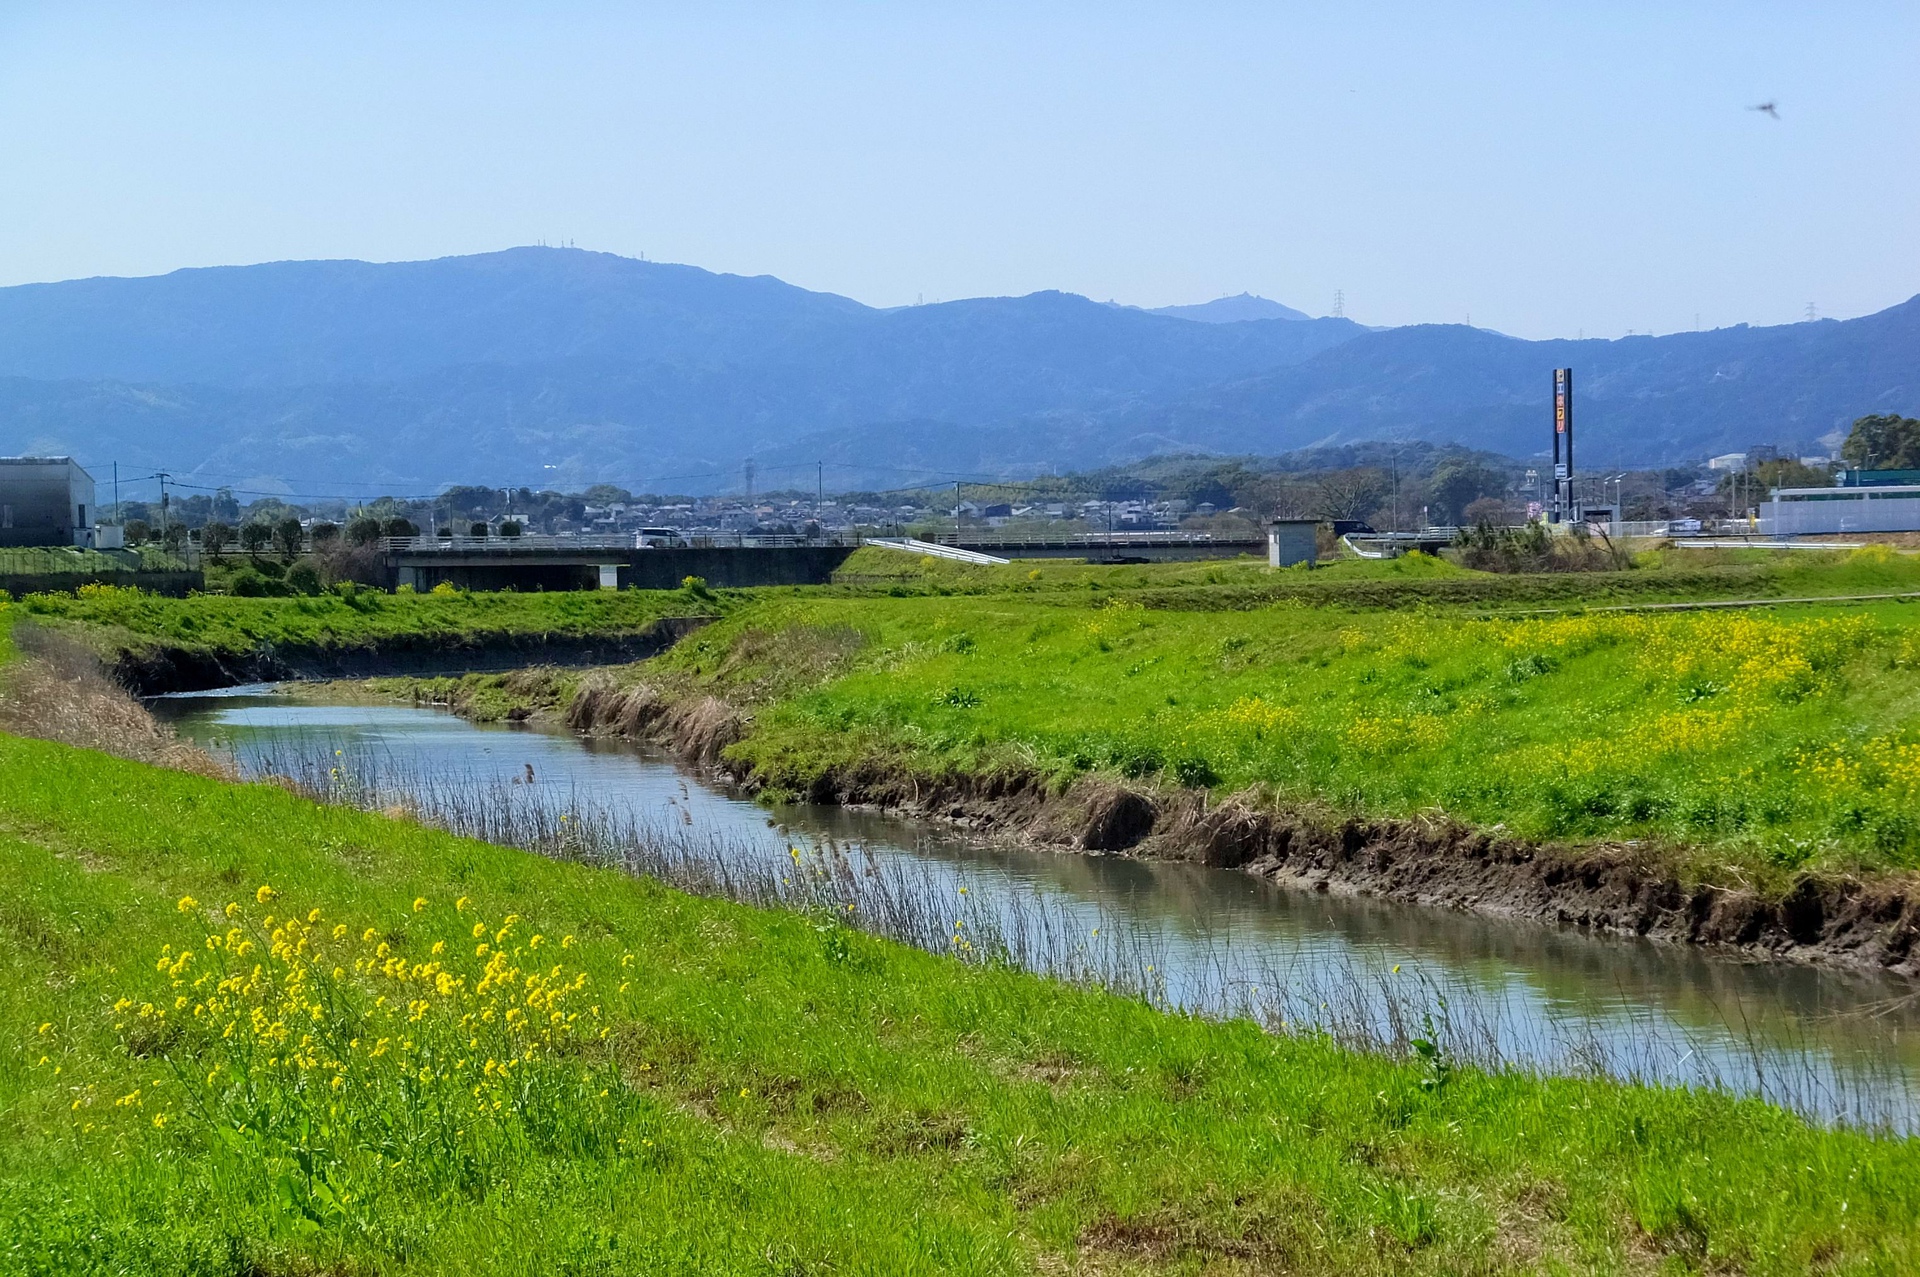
xmin=597 ymin=563 xmax=619 ymax=590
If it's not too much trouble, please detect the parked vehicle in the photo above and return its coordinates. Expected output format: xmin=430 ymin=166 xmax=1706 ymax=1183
xmin=636 ymin=527 xmax=687 ymax=548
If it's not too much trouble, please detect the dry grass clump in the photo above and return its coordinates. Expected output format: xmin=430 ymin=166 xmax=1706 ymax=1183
xmin=0 ymin=621 xmax=229 ymax=777
xmin=1451 ymin=521 xmax=1632 ymax=573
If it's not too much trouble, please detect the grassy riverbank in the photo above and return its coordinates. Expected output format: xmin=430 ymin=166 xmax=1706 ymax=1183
xmin=304 ymin=547 xmax=1920 ymax=880
xmin=25 ymin=542 xmax=1920 ymax=673
xmin=14 ymin=581 xmax=723 ymax=671
xmin=370 ymin=551 xmax=1920 ymax=885
xmin=2 ymin=731 xmax=1917 ymax=1274
xmin=830 ymin=541 xmax=1920 ymax=611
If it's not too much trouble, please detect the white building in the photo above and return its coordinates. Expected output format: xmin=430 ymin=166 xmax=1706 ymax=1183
xmin=1707 ymin=453 xmax=1749 ymax=471
xmin=1764 ymin=485 xmax=1920 ymax=535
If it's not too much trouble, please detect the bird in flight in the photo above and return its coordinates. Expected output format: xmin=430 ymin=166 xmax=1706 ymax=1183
xmin=1750 ymin=101 xmax=1780 ymax=119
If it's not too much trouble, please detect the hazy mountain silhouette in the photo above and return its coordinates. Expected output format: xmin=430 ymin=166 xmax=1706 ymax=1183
xmin=1146 ymin=293 xmax=1313 ymax=323
xmin=0 ymin=246 xmax=1912 ymax=492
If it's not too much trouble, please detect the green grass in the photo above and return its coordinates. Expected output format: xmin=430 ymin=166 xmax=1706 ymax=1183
xmin=26 ymin=543 xmax=1920 ymax=671
xmin=829 ymin=542 xmax=1920 ymax=612
xmin=631 ymin=564 xmax=1920 ymax=876
xmin=13 ymin=581 xmax=722 ymax=662
xmin=244 ymin=547 xmax=1920 ymax=878
xmin=1 ymin=732 xmax=1916 ymax=1274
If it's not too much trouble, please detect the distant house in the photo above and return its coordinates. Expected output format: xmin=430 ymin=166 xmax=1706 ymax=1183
xmin=0 ymin=456 xmax=97 ymax=548
xmin=1707 ymin=453 xmax=1748 ymax=471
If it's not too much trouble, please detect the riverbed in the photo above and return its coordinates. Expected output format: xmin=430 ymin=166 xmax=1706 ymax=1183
xmin=155 ymin=687 xmax=1920 ymax=1131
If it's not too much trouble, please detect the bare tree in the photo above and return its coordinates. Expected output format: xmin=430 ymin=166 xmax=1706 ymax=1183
xmin=1313 ymin=467 xmax=1390 ymax=522
xmin=1266 ymin=479 xmax=1320 ymax=520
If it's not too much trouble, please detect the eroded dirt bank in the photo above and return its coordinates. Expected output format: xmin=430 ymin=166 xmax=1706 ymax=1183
xmin=566 ymin=676 xmax=1920 ymax=977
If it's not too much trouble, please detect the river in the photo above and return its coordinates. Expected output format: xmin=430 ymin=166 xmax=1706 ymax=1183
xmin=154 ymin=687 xmax=1920 ymax=1131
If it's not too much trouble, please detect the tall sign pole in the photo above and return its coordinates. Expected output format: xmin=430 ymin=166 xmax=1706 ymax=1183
xmin=1551 ymin=368 xmax=1574 ymax=523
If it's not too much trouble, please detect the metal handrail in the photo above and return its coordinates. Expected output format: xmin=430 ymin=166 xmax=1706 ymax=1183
xmin=377 ymin=531 xmax=867 ymax=554
xmin=923 ymin=530 xmax=1260 ymax=548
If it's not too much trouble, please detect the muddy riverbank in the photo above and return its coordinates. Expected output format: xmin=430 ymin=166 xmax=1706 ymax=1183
xmin=562 ymin=674 xmax=1920 ymax=977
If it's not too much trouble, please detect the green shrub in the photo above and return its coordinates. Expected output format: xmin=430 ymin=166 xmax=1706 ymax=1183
xmin=227 ymin=568 xmax=283 ymax=597
xmin=285 ymin=561 xmax=323 ymax=595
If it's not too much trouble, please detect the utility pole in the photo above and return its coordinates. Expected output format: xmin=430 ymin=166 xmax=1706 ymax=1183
xmin=112 ymin=462 xmax=120 ymax=525
xmin=155 ymin=471 xmax=171 ymax=538
xmin=1389 ymin=441 xmax=1400 ymax=532
xmin=816 ymin=461 xmax=823 ymax=509
xmin=955 ymin=481 xmax=962 ymax=541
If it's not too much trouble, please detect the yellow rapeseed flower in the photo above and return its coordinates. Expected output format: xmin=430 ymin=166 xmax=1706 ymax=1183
xmin=176 ymin=895 xmax=199 ymax=913
xmin=455 ymin=896 xmax=471 ymax=913
xmin=255 ymin=885 xmax=275 ymax=904
xmin=413 ymin=897 xmax=428 ymax=913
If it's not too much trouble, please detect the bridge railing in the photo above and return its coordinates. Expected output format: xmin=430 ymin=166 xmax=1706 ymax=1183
xmin=378 ymin=531 xmax=867 ymax=554
xmin=920 ymin=530 xmax=1262 ymax=548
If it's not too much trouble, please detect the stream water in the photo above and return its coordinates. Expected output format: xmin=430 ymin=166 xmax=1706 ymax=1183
xmin=155 ymin=687 xmax=1920 ymax=1131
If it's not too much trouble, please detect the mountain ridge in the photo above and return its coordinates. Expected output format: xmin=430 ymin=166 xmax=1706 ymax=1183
xmin=0 ymin=247 xmax=1912 ymax=490
xmin=1145 ymin=293 xmax=1313 ymax=323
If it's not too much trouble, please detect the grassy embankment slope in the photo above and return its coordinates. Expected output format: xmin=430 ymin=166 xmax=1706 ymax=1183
xmin=15 ymin=581 xmax=722 ymax=674
xmin=26 ymin=547 xmax=1920 ymax=880
xmin=1 ymin=709 xmax=1917 ymax=1271
xmin=512 ymin=547 xmax=1920 ymax=881
xmin=25 ymin=540 xmax=1918 ymax=663
xmin=830 ymin=541 xmax=1920 ymax=610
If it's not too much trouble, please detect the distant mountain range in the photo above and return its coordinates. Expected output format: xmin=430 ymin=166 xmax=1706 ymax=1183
xmin=0 ymin=247 xmax=1912 ymax=495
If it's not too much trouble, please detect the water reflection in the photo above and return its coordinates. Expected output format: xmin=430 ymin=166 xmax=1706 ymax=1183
xmin=156 ymin=690 xmax=1920 ymax=1129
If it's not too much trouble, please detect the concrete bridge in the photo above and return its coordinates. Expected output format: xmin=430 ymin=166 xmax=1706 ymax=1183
xmin=383 ymin=534 xmax=859 ymax=592
xmin=379 ymin=528 xmax=1263 ymax=592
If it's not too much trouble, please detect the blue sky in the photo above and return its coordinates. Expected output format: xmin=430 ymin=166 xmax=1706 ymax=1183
xmin=1 ymin=2 xmax=1914 ymax=338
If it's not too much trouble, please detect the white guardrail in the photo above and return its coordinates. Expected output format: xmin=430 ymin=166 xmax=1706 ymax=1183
xmin=864 ymin=537 xmax=1011 ymax=566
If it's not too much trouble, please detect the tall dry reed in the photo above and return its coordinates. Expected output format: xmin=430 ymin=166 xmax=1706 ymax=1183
xmin=0 ymin=622 xmax=229 ymax=777
xmin=247 ymin=743 xmax=1916 ymax=1132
